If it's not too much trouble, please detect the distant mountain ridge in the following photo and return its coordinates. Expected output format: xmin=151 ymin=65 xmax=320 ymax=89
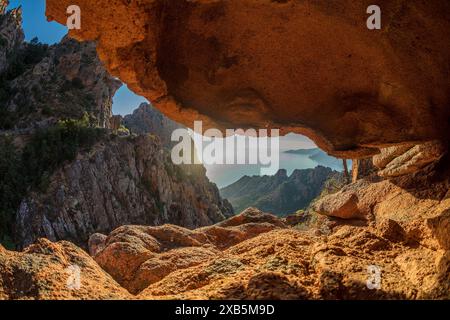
xmin=285 ymin=148 xmax=344 ymax=170
xmin=220 ymin=166 xmax=339 ymax=215
xmin=284 ymin=148 xmax=319 ymax=155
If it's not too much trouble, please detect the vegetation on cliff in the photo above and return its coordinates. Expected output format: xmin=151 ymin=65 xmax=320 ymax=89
xmin=0 ymin=37 xmax=48 ymax=129
xmin=0 ymin=137 xmax=23 ymax=248
xmin=0 ymin=116 xmax=105 ymax=248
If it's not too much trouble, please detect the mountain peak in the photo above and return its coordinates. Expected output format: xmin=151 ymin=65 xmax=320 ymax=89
xmin=124 ymin=102 xmax=182 ymax=148
xmin=275 ymin=169 xmax=288 ymax=178
xmin=221 ymin=166 xmax=337 ymax=215
xmin=137 ymin=102 xmax=151 ymax=110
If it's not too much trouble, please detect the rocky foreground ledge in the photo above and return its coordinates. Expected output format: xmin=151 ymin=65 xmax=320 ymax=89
xmin=1 ymin=202 xmax=448 ymax=299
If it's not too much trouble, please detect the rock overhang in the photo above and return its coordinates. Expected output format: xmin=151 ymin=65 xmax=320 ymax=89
xmin=46 ymin=0 xmax=450 ymax=159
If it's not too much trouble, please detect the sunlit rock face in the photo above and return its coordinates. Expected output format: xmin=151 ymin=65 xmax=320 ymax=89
xmin=46 ymin=0 xmax=450 ymax=158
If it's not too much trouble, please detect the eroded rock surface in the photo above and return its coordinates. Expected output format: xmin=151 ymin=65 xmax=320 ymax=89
xmin=1 ymin=7 xmax=233 ymax=253
xmin=312 ymin=164 xmax=450 ymax=253
xmin=3 ymin=206 xmax=448 ymax=300
xmin=373 ymin=141 xmax=446 ymax=178
xmin=46 ymin=0 xmax=450 ymax=158
xmin=1 ymin=0 xmax=449 ymax=301
xmin=137 ymin=226 xmax=448 ymax=300
xmin=91 ymin=208 xmax=283 ymax=294
xmin=0 ymin=239 xmax=130 ymax=300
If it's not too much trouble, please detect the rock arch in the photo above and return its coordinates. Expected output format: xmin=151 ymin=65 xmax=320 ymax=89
xmin=46 ymin=0 xmax=450 ymax=159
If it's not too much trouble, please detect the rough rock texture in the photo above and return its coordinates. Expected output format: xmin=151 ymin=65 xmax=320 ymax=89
xmin=91 ymin=208 xmax=284 ymax=294
xmin=2 ymin=36 xmax=121 ymax=130
xmin=352 ymin=158 xmax=376 ymax=182
xmin=373 ymin=141 xmax=446 ymax=178
xmin=124 ymin=102 xmax=183 ymax=148
xmin=1 ymin=4 xmax=233 ymax=250
xmin=109 ymin=115 xmax=123 ymax=131
xmin=2 ymin=0 xmax=449 ymax=300
xmin=136 ymin=226 xmax=449 ymax=300
xmin=3 ymin=206 xmax=448 ymax=300
xmin=46 ymin=0 xmax=450 ymax=158
xmin=16 ymin=134 xmax=233 ymax=249
xmin=312 ymin=163 xmax=450 ymax=250
xmin=0 ymin=238 xmax=130 ymax=300
xmin=1 ymin=2 xmax=121 ymax=132
xmin=313 ymin=192 xmax=362 ymax=220
xmin=90 ymin=203 xmax=450 ymax=300
xmin=0 ymin=2 xmax=24 ymax=74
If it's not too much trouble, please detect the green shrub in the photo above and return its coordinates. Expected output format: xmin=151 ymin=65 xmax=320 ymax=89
xmin=3 ymin=38 xmax=48 ymax=81
xmin=22 ymin=37 xmax=48 ymax=66
xmin=61 ymin=77 xmax=86 ymax=93
xmin=22 ymin=115 xmax=106 ymax=190
xmin=0 ymin=38 xmax=49 ymax=129
xmin=117 ymin=125 xmax=130 ymax=136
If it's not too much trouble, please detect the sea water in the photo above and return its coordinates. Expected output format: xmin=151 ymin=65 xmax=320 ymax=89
xmin=206 ymin=152 xmax=345 ymax=189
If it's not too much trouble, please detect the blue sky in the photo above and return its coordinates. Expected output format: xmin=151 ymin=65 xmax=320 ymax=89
xmin=7 ymin=0 xmax=67 ymax=44
xmin=7 ymin=0 xmax=148 ymax=116
xmin=113 ymin=85 xmax=148 ymax=116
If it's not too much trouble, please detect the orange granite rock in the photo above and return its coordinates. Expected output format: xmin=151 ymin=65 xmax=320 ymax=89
xmin=46 ymin=0 xmax=450 ymax=158
xmin=1 ymin=206 xmax=448 ymax=300
xmin=0 ymin=239 xmax=131 ymax=300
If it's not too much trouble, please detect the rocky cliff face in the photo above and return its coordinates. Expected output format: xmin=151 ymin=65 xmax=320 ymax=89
xmin=16 ymin=134 xmax=233 ymax=249
xmin=123 ymin=102 xmax=183 ymax=148
xmin=0 ymin=3 xmax=121 ymax=132
xmin=221 ymin=167 xmax=339 ymax=215
xmin=1 ymin=36 xmax=121 ymax=131
xmin=0 ymin=3 xmax=24 ymax=74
